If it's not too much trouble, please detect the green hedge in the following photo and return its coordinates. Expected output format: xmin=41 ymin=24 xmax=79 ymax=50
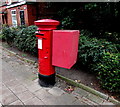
xmin=14 ymin=25 xmax=37 ymax=55
xmin=1 ymin=26 xmax=120 ymax=93
xmin=79 ymin=30 xmax=120 ymax=93
xmin=96 ymin=52 xmax=120 ymax=93
xmin=1 ymin=25 xmax=17 ymax=44
xmin=79 ymin=30 xmax=118 ymax=70
xmin=1 ymin=25 xmax=37 ymax=55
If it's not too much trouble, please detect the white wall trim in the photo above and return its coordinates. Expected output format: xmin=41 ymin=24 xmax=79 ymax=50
xmin=6 ymin=1 xmax=26 ymax=8
xmin=11 ymin=9 xmax=18 ymax=27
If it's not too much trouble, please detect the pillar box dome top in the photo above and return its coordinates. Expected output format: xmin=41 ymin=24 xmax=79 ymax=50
xmin=34 ymin=19 xmax=60 ymax=30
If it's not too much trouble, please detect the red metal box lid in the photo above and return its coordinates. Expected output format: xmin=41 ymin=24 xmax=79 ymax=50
xmin=52 ymin=30 xmax=80 ymax=69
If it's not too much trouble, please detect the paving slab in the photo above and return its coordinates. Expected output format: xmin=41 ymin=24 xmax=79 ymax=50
xmin=25 ymin=82 xmax=42 ymax=93
xmin=42 ymin=87 xmax=53 ymax=91
xmin=72 ymin=100 xmax=87 ymax=105
xmin=9 ymin=100 xmax=23 ymax=105
xmin=0 ymin=96 xmax=2 ymax=103
xmin=24 ymin=97 xmax=45 ymax=105
xmin=34 ymin=88 xmax=53 ymax=100
xmin=2 ymin=93 xmax=18 ymax=105
xmin=4 ymin=79 xmax=22 ymax=89
xmin=40 ymin=93 xmax=77 ymax=105
xmin=72 ymin=87 xmax=89 ymax=98
xmin=10 ymin=84 xmax=27 ymax=94
xmin=2 ymin=72 xmax=16 ymax=84
xmin=82 ymin=97 xmax=98 ymax=105
xmin=55 ymin=93 xmax=77 ymax=105
xmin=41 ymin=95 xmax=62 ymax=105
xmin=0 ymin=84 xmax=2 ymax=96
xmin=86 ymin=93 xmax=104 ymax=104
xmin=21 ymin=79 xmax=34 ymax=87
xmin=2 ymin=85 xmax=12 ymax=97
xmin=48 ymin=87 xmax=65 ymax=96
xmin=16 ymin=90 xmax=35 ymax=103
xmin=34 ymin=87 xmax=78 ymax=105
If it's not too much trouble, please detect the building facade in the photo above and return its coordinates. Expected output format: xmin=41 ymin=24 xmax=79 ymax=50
xmin=0 ymin=1 xmax=63 ymax=27
xmin=0 ymin=0 xmax=37 ymax=27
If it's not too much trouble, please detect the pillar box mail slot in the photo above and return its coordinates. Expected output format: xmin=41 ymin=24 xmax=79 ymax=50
xmin=52 ymin=30 xmax=80 ymax=69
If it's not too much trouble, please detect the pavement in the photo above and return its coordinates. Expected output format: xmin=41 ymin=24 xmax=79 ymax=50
xmin=0 ymin=43 xmax=118 ymax=106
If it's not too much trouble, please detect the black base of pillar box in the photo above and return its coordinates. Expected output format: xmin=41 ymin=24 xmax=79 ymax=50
xmin=38 ymin=73 xmax=55 ymax=87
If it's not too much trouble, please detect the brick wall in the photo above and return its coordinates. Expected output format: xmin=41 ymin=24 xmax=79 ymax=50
xmin=7 ymin=4 xmax=28 ymax=26
xmin=27 ymin=4 xmax=36 ymax=25
xmin=7 ymin=4 xmax=36 ymax=26
xmin=5 ymin=2 xmax=62 ymax=26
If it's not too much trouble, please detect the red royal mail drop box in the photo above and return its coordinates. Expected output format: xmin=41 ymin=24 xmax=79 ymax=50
xmin=52 ymin=30 xmax=80 ymax=69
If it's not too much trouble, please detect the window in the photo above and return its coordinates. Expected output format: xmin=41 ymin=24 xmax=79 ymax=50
xmin=11 ymin=10 xmax=17 ymax=27
xmin=20 ymin=10 xmax=25 ymax=25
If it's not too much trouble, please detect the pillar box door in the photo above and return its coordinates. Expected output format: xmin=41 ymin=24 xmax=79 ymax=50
xmin=52 ymin=30 xmax=80 ymax=69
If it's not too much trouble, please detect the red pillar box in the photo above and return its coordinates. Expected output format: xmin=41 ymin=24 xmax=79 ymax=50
xmin=35 ymin=19 xmax=80 ymax=87
xmin=34 ymin=19 xmax=60 ymax=87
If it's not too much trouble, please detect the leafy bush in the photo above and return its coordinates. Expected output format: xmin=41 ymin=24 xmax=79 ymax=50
xmin=96 ymin=52 xmax=120 ymax=93
xmin=0 ymin=25 xmax=7 ymax=40
xmin=61 ymin=16 xmax=74 ymax=29
xmin=0 ymin=31 xmax=3 ymax=40
xmin=1 ymin=25 xmax=37 ymax=55
xmin=79 ymin=30 xmax=120 ymax=93
xmin=103 ymin=32 xmax=120 ymax=44
xmin=1 ymin=25 xmax=26 ymax=44
xmin=14 ymin=25 xmax=37 ymax=55
xmin=1 ymin=25 xmax=15 ymax=44
xmin=78 ymin=30 xmax=118 ymax=72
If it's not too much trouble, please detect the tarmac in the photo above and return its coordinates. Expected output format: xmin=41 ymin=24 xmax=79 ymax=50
xmin=0 ymin=42 xmax=118 ymax=106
